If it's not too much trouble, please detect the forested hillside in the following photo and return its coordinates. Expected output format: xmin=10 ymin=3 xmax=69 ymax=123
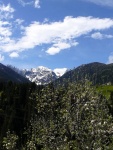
xmin=0 ymin=80 xmax=113 ymax=149
xmin=56 ymin=62 xmax=113 ymax=85
xmin=0 ymin=63 xmax=30 ymax=83
xmin=0 ymin=82 xmax=43 ymax=149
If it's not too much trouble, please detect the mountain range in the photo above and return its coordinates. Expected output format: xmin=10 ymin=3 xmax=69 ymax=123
xmin=22 ymin=66 xmax=58 ymax=85
xmin=7 ymin=65 xmax=68 ymax=85
xmin=57 ymin=62 xmax=113 ymax=85
xmin=0 ymin=62 xmax=113 ymax=85
xmin=0 ymin=63 xmax=30 ymax=83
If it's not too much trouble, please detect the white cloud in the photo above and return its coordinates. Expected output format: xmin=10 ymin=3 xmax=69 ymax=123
xmin=17 ymin=0 xmax=40 ymax=8
xmin=91 ymin=32 xmax=113 ymax=39
xmin=91 ymin=32 xmax=103 ymax=39
xmin=46 ymin=41 xmax=78 ymax=55
xmin=0 ymin=22 xmax=12 ymax=37
xmin=0 ymin=4 xmax=14 ymax=51
xmin=9 ymin=52 xmax=19 ymax=58
xmin=15 ymin=19 xmax=24 ymax=25
xmin=43 ymin=18 xmax=49 ymax=23
xmin=107 ymin=54 xmax=113 ymax=64
xmin=17 ymin=0 xmax=33 ymax=7
xmin=83 ymin=0 xmax=113 ymax=7
xmin=0 ymin=4 xmax=14 ymax=38
xmin=105 ymin=35 xmax=113 ymax=38
xmin=1 ymin=8 xmax=113 ymax=55
xmin=3 ymin=16 xmax=113 ymax=54
xmin=34 ymin=0 xmax=40 ymax=8
xmin=0 ymin=54 xmax=4 ymax=61
xmin=0 ymin=3 xmax=14 ymax=13
xmin=0 ymin=4 xmax=15 ymax=19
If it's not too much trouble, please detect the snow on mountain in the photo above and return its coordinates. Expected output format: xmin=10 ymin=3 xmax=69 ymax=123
xmin=53 ymin=68 xmax=68 ymax=77
xmin=22 ymin=66 xmax=57 ymax=85
xmin=8 ymin=65 xmax=68 ymax=85
xmin=23 ymin=66 xmax=68 ymax=85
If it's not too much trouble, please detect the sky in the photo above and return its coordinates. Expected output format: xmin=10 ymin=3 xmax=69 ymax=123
xmin=0 ymin=0 xmax=113 ymax=70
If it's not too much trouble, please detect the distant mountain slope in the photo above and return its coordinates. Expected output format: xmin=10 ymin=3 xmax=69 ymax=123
xmin=7 ymin=62 xmax=113 ymax=85
xmin=0 ymin=63 xmax=30 ymax=83
xmin=22 ymin=66 xmax=57 ymax=85
xmin=8 ymin=65 xmax=68 ymax=85
xmin=23 ymin=66 xmax=68 ymax=85
xmin=56 ymin=62 xmax=113 ymax=85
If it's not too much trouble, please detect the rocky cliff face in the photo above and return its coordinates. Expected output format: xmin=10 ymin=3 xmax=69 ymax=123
xmin=8 ymin=65 xmax=68 ymax=85
xmin=22 ymin=66 xmax=57 ymax=85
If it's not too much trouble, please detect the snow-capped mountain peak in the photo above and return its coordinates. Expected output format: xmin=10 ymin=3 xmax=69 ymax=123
xmin=22 ymin=66 xmax=56 ymax=85
xmin=31 ymin=66 xmax=52 ymax=72
xmin=53 ymin=68 xmax=68 ymax=77
xmin=38 ymin=66 xmax=51 ymax=71
xmin=7 ymin=65 xmax=68 ymax=85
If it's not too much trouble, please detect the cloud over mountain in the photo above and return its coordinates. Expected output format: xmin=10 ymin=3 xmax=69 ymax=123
xmin=83 ymin=0 xmax=113 ymax=7
xmin=0 ymin=54 xmax=4 ymax=61
xmin=107 ymin=53 xmax=113 ymax=64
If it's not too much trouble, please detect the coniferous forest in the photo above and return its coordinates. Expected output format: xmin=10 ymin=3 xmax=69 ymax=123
xmin=0 ymin=79 xmax=113 ymax=149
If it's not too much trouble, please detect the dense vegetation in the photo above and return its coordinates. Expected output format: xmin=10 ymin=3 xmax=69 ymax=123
xmin=0 ymin=63 xmax=30 ymax=83
xmin=1 ymin=80 xmax=113 ymax=149
xmin=0 ymin=81 xmax=42 ymax=149
xmin=57 ymin=62 xmax=113 ymax=85
xmin=96 ymin=85 xmax=113 ymax=99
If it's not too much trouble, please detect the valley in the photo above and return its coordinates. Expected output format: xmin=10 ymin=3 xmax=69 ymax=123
xmin=0 ymin=62 xmax=113 ymax=149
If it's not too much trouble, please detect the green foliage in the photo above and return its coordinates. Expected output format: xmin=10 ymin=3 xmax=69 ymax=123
xmin=1 ymin=81 xmax=113 ymax=149
xmin=2 ymin=130 xmax=18 ymax=150
xmin=96 ymin=85 xmax=113 ymax=99
xmin=25 ymin=81 xmax=113 ymax=150
xmin=0 ymin=82 xmax=38 ymax=148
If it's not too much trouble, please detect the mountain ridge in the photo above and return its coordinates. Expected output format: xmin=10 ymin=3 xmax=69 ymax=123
xmin=7 ymin=65 xmax=68 ymax=85
xmin=2 ymin=62 xmax=113 ymax=85
xmin=0 ymin=63 xmax=30 ymax=83
xmin=56 ymin=62 xmax=113 ymax=85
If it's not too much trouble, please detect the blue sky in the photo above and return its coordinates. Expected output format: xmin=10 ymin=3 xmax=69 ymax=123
xmin=0 ymin=0 xmax=113 ymax=70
